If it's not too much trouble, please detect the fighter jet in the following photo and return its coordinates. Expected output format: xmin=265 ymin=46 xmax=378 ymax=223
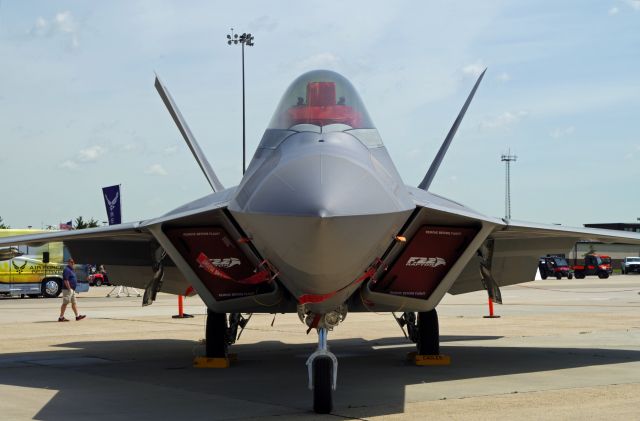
xmin=2 ymin=69 xmax=640 ymax=413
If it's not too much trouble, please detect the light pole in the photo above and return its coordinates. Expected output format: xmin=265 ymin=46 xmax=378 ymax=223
xmin=226 ymin=28 xmax=254 ymax=175
xmin=501 ymin=150 xmax=517 ymax=220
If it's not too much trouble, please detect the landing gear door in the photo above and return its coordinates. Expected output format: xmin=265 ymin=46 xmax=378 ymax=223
xmin=165 ymin=227 xmax=274 ymax=301
xmin=371 ymin=225 xmax=478 ymax=300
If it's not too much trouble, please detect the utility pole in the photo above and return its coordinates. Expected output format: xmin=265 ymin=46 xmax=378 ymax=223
xmin=226 ymin=28 xmax=255 ymax=175
xmin=501 ymin=150 xmax=517 ymax=220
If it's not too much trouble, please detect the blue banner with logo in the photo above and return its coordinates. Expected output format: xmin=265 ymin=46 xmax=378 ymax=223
xmin=102 ymin=184 xmax=122 ymax=225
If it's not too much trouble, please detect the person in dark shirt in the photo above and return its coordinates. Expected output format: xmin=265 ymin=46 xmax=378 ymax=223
xmin=58 ymin=258 xmax=86 ymax=322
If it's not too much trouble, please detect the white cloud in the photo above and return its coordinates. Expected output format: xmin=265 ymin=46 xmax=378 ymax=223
xmin=550 ymin=126 xmax=575 ymax=138
xmin=497 ymin=72 xmax=511 ymax=82
xmin=78 ymin=146 xmax=106 ymax=162
xmin=480 ymin=110 xmax=528 ymax=129
xmin=31 ymin=17 xmax=48 ymax=35
xmin=462 ymin=60 xmax=485 ymax=77
xmin=626 ymin=0 xmax=640 ymax=10
xmin=53 ymin=11 xmax=75 ymax=33
xmin=609 ymin=6 xmax=620 ymax=15
xmin=145 ymin=164 xmax=168 ymax=176
xmin=29 ymin=11 xmax=79 ymax=48
xmin=59 ymin=160 xmax=78 ymax=170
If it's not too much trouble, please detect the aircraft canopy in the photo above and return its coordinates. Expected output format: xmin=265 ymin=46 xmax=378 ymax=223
xmin=268 ymin=70 xmax=374 ymax=130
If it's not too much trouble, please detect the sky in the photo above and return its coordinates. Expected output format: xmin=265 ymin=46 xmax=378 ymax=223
xmin=0 ymin=1 xmax=639 ymax=229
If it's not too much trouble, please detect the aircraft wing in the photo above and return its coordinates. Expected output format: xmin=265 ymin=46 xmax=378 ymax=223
xmin=0 ymin=189 xmax=237 ymax=296
xmin=453 ymin=219 xmax=640 ymax=293
xmin=361 ymin=186 xmax=640 ymax=311
xmin=406 ymin=187 xmax=640 ymax=296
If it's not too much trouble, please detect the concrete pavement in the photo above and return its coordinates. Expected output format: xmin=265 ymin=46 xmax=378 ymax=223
xmin=0 ymin=276 xmax=639 ymax=420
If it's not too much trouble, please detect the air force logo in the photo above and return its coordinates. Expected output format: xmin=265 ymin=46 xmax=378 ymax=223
xmin=210 ymin=257 xmax=241 ymax=268
xmin=406 ymin=257 xmax=446 ymax=268
xmin=104 ymin=192 xmax=119 ymax=212
xmin=12 ymin=260 xmax=28 ymax=274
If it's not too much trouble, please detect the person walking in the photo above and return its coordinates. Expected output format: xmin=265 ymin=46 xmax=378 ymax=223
xmin=58 ymin=258 xmax=86 ymax=322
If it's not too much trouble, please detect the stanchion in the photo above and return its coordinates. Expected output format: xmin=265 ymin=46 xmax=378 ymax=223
xmin=483 ymin=297 xmax=501 ymax=318
xmin=106 ymin=285 xmax=141 ymax=298
xmin=172 ymin=295 xmax=194 ymax=319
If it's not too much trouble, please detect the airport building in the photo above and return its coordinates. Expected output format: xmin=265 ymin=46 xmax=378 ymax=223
xmin=570 ymin=223 xmax=640 ymax=269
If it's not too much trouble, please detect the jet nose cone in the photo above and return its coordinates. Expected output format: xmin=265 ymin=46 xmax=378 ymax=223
xmin=230 ymin=211 xmax=413 ymax=302
xmin=234 ymin=139 xmax=407 ymax=217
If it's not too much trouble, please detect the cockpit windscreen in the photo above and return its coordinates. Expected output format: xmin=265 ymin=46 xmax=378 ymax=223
xmin=268 ymin=70 xmax=374 ymax=130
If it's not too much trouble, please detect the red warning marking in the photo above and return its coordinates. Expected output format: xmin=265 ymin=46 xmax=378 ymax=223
xmin=197 ymin=252 xmax=271 ymax=285
xmin=197 ymin=253 xmax=233 ymax=280
xmin=298 ymin=260 xmax=381 ymax=305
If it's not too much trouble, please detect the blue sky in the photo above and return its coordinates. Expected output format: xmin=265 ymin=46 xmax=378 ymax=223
xmin=1 ymin=1 xmax=639 ymax=228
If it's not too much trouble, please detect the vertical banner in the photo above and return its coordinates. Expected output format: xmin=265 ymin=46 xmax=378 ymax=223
xmin=102 ymin=184 xmax=122 ymax=225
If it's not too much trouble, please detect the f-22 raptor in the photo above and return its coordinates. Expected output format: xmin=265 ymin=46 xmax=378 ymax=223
xmin=3 ymin=69 xmax=640 ymax=413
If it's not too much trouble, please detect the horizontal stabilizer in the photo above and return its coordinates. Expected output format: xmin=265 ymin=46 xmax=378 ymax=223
xmin=418 ymin=69 xmax=486 ymax=191
xmin=154 ymin=75 xmax=225 ymax=192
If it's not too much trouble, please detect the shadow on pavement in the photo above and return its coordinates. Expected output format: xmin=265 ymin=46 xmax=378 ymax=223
xmin=1 ymin=334 xmax=639 ymax=420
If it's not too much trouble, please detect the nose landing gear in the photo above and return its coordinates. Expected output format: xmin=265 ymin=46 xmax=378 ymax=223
xmin=306 ymin=327 xmax=337 ymax=414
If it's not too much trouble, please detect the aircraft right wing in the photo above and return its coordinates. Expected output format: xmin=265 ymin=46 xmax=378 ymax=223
xmin=359 ymin=186 xmax=640 ymax=312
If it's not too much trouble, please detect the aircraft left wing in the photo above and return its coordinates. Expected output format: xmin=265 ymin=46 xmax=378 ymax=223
xmin=360 ymin=186 xmax=640 ymax=312
xmin=0 ymin=188 xmax=286 ymax=311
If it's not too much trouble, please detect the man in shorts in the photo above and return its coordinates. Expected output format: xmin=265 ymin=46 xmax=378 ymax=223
xmin=58 ymin=258 xmax=86 ymax=322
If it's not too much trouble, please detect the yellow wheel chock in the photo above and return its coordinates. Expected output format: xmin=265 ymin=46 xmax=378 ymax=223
xmin=193 ymin=353 xmax=238 ymax=368
xmin=407 ymin=351 xmax=451 ymax=366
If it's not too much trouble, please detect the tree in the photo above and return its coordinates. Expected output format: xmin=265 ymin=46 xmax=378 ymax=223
xmin=0 ymin=216 xmax=9 ymax=229
xmin=74 ymin=216 xmax=100 ymax=230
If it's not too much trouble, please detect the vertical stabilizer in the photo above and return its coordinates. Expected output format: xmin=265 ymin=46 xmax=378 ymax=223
xmin=155 ymin=75 xmax=225 ymax=192
xmin=418 ymin=69 xmax=486 ymax=191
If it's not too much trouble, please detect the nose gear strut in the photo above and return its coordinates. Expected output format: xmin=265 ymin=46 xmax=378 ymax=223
xmin=306 ymin=327 xmax=337 ymax=414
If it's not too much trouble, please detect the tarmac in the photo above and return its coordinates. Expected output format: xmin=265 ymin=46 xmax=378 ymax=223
xmin=0 ymin=276 xmax=639 ymax=420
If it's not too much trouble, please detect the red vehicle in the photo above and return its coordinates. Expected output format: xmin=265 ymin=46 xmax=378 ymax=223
xmin=538 ymin=256 xmax=574 ymax=279
xmin=573 ymin=254 xmax=611 ymax=279
xmin=87 ymin=265 xmax=112 ymax=286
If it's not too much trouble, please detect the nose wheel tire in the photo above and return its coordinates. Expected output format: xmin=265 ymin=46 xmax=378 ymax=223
xmin=312 ymin=356 xmax=333 ymax=414
xmin=417 ymin=309 xmax=439 ymax=355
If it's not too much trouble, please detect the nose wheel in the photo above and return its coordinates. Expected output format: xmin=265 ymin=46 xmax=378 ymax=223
xmin=306 ymin=327 xmax=337 ymax=414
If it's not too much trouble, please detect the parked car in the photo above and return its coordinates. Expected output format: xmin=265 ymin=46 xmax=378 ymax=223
xmin=621 ymin=256 xmax=640 ymax=274
xmin=87 ymin=265 xmax=112 ymax=286
xmin=538 ymin=256 xmax=573 ymax=279
xmin=573 ymin=254 xmax=610 ymax=279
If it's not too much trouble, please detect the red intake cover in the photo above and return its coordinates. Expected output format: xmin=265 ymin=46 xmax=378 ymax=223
xmin=165 ymin=227 xmax=267 ymax=301
xmin=372 ymin=225 xmax=478 ymax=300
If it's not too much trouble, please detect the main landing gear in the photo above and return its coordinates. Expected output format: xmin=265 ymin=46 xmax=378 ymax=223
xmin=205 ymin=309 xmax=228 ymax=359
xmin=417 ymin=309 xmax=439 ymax=355
xmin=195 ymin=310 xmax=249 ymax=368
xmin=396 ymin=309 xmax=442 ymax=359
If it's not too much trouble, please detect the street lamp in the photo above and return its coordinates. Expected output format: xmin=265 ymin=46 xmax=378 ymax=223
xmin=226 ymin=28 xmax=255 ymax=175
